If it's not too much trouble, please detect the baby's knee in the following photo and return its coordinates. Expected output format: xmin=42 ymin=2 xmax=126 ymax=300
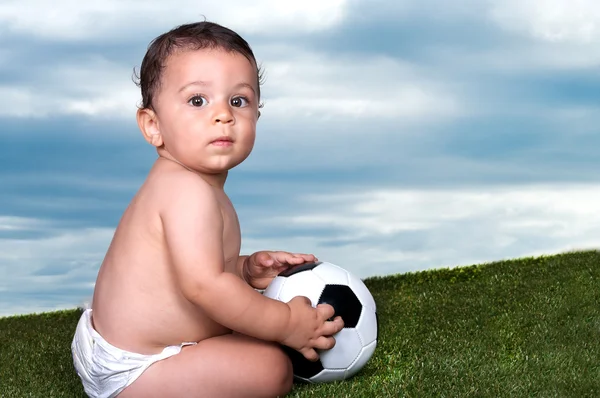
xmin=263 ymin=345 xmax=293 ymax=396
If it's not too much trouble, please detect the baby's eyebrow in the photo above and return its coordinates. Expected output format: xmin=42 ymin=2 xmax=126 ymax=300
xmin=178 ymin=81 xmax=256 ymax=96
xmin=179 ymin=80 xmax=209 ymax=93
xmin=234 ymin=83 xmax=257 ymax=96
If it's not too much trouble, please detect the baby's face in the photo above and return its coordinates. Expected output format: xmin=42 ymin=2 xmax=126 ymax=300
xmin=152 ymin=48 xmax=260 ymax=174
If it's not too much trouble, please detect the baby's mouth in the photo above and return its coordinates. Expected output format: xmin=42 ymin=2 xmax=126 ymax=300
xmin=211 ymin=136 xmax=233 ymax=146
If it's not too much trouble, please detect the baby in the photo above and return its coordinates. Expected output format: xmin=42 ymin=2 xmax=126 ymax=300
xmin=71 ymin=21 xmax=344 ymax=398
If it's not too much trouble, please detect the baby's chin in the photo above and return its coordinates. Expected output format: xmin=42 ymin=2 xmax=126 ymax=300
xmin=164 ymin=153 xmax=247 ymax=175
xmin=202 ymin=154 xmax=252 ymax=173
xmin=188 ymin=160 xmax=245 ymax=177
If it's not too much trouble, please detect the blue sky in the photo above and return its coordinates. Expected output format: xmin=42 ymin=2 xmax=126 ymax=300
xmin=1 ymin=0 xmax=600 ymax=317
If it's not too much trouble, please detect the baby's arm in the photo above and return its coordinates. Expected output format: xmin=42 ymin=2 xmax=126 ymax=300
xmin=161 ymin=175 xmax=343 ymax=360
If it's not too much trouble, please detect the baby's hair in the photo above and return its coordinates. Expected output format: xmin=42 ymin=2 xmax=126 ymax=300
xmin=133 ymin=20 xmax=264 ymax=111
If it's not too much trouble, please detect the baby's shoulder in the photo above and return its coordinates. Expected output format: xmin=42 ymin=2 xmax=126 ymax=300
xmin=148 ymin=168 xmax=220 ymax=210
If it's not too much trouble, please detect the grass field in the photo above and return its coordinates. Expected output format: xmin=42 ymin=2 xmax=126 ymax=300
xmin=1 ymin=250 xmax=599 ymax=397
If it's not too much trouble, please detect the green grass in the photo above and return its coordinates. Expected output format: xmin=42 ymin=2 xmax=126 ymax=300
xmin=2 ymin=250 xmax=600 ymax=397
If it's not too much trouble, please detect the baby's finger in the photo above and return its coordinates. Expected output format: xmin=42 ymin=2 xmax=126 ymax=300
xmin=287 ymin=256 xmax=306 ymax=264
xmin=301 ymin=347 xmax=319 ymax=362
xmin=292 ymin=253 xmax=317 ymax=262
xmin=312 ymin=335 xmax=336 ymax=351
xmin=322 ymin=316 xmax=344 ymax=336
xmin=316 ymin=303 xmax=336 ymax=320
xmin=305 ymin=254 xmax=318 ymax=262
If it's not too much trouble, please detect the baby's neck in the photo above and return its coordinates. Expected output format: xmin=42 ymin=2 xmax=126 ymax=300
xmin=157 ymin=154 xmax=228 ymax=189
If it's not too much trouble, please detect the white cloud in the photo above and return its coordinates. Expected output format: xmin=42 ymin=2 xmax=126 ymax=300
xmin=0 ymin=87 xmax=38 ymax=118
xmin=346 ymin=0 xmax=486 ymax=21
xmin=472 ymin=44 xmax=600 ymax=71
xmin=243 ymin=184 xmax=600 ymax=278
xmin=0 ymin=223 xmax=112 ymax=317
xmin=0 ymin=57 xmax=139 ymax=119
xmin=490 ymin=0 xmax=600 ymax=43
xmin=0 ymin=85 xmax=138 ymax=119
xmin=378 ymin=0 xmax=600 ymax=72
xmin=0 ymin=223 xmax=111 ymax=275
xmin=259 ymin=51 xmax=462 ymax=122
xmin=0 ymin=0 xmax=348 ymax=40
xmin=0 ymin=216 xmax=49 ymax=231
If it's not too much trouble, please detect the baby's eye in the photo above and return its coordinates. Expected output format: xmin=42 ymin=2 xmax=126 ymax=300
xmin=230 ymin=97 xmax=249 ymax=108
xmin=188 ymin=95 xmax=207 ymax=107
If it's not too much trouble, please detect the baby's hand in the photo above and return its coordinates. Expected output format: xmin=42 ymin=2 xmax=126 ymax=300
xmin=280 ymin=296 xmax=345 ymax=361
xmin=244 ymin=251 xmax=318 ymax=290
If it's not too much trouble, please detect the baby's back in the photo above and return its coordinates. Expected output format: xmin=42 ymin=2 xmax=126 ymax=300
xmin=91 ymin=161 xmax=233 ymax=354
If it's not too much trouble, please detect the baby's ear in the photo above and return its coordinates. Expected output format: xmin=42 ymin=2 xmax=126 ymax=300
xmin=137 ymin=108 xmax=163 ymax=147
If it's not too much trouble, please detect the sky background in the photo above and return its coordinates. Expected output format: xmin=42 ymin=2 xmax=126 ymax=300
xmin=1 ymin=0 xmax=600 ymax=317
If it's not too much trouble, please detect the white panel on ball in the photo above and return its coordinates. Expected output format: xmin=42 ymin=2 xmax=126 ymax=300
xmin=345 ymin=340 xmax=377 ymax=379
xmin=311 ymin=262 xmax=349 ymax=285
xmin=319 ymin=328 xmax=362 ymax=369
xmin=312 ymin=369 xmax=347 ymax=383
xmin=262 ymin=276 xmax=286 ymax=300
xmin=347 ymin=272 xmax=377 ymax=310
xmin=356 ymin=307 xmax=378 ymax=346
xmin=276 ymin=272 xmax=326 ymax=306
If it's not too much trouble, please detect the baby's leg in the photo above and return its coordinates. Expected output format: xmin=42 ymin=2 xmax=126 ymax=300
xmin=119 ymin=333 xmax=294 ymax=398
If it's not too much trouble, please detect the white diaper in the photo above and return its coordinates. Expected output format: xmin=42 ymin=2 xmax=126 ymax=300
xmin=71 ymin=309 xmax=196 ymax=398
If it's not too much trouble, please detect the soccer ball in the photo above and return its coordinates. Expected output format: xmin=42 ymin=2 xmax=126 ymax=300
xmin=263 ymin=261 xmax=378 ymax=383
